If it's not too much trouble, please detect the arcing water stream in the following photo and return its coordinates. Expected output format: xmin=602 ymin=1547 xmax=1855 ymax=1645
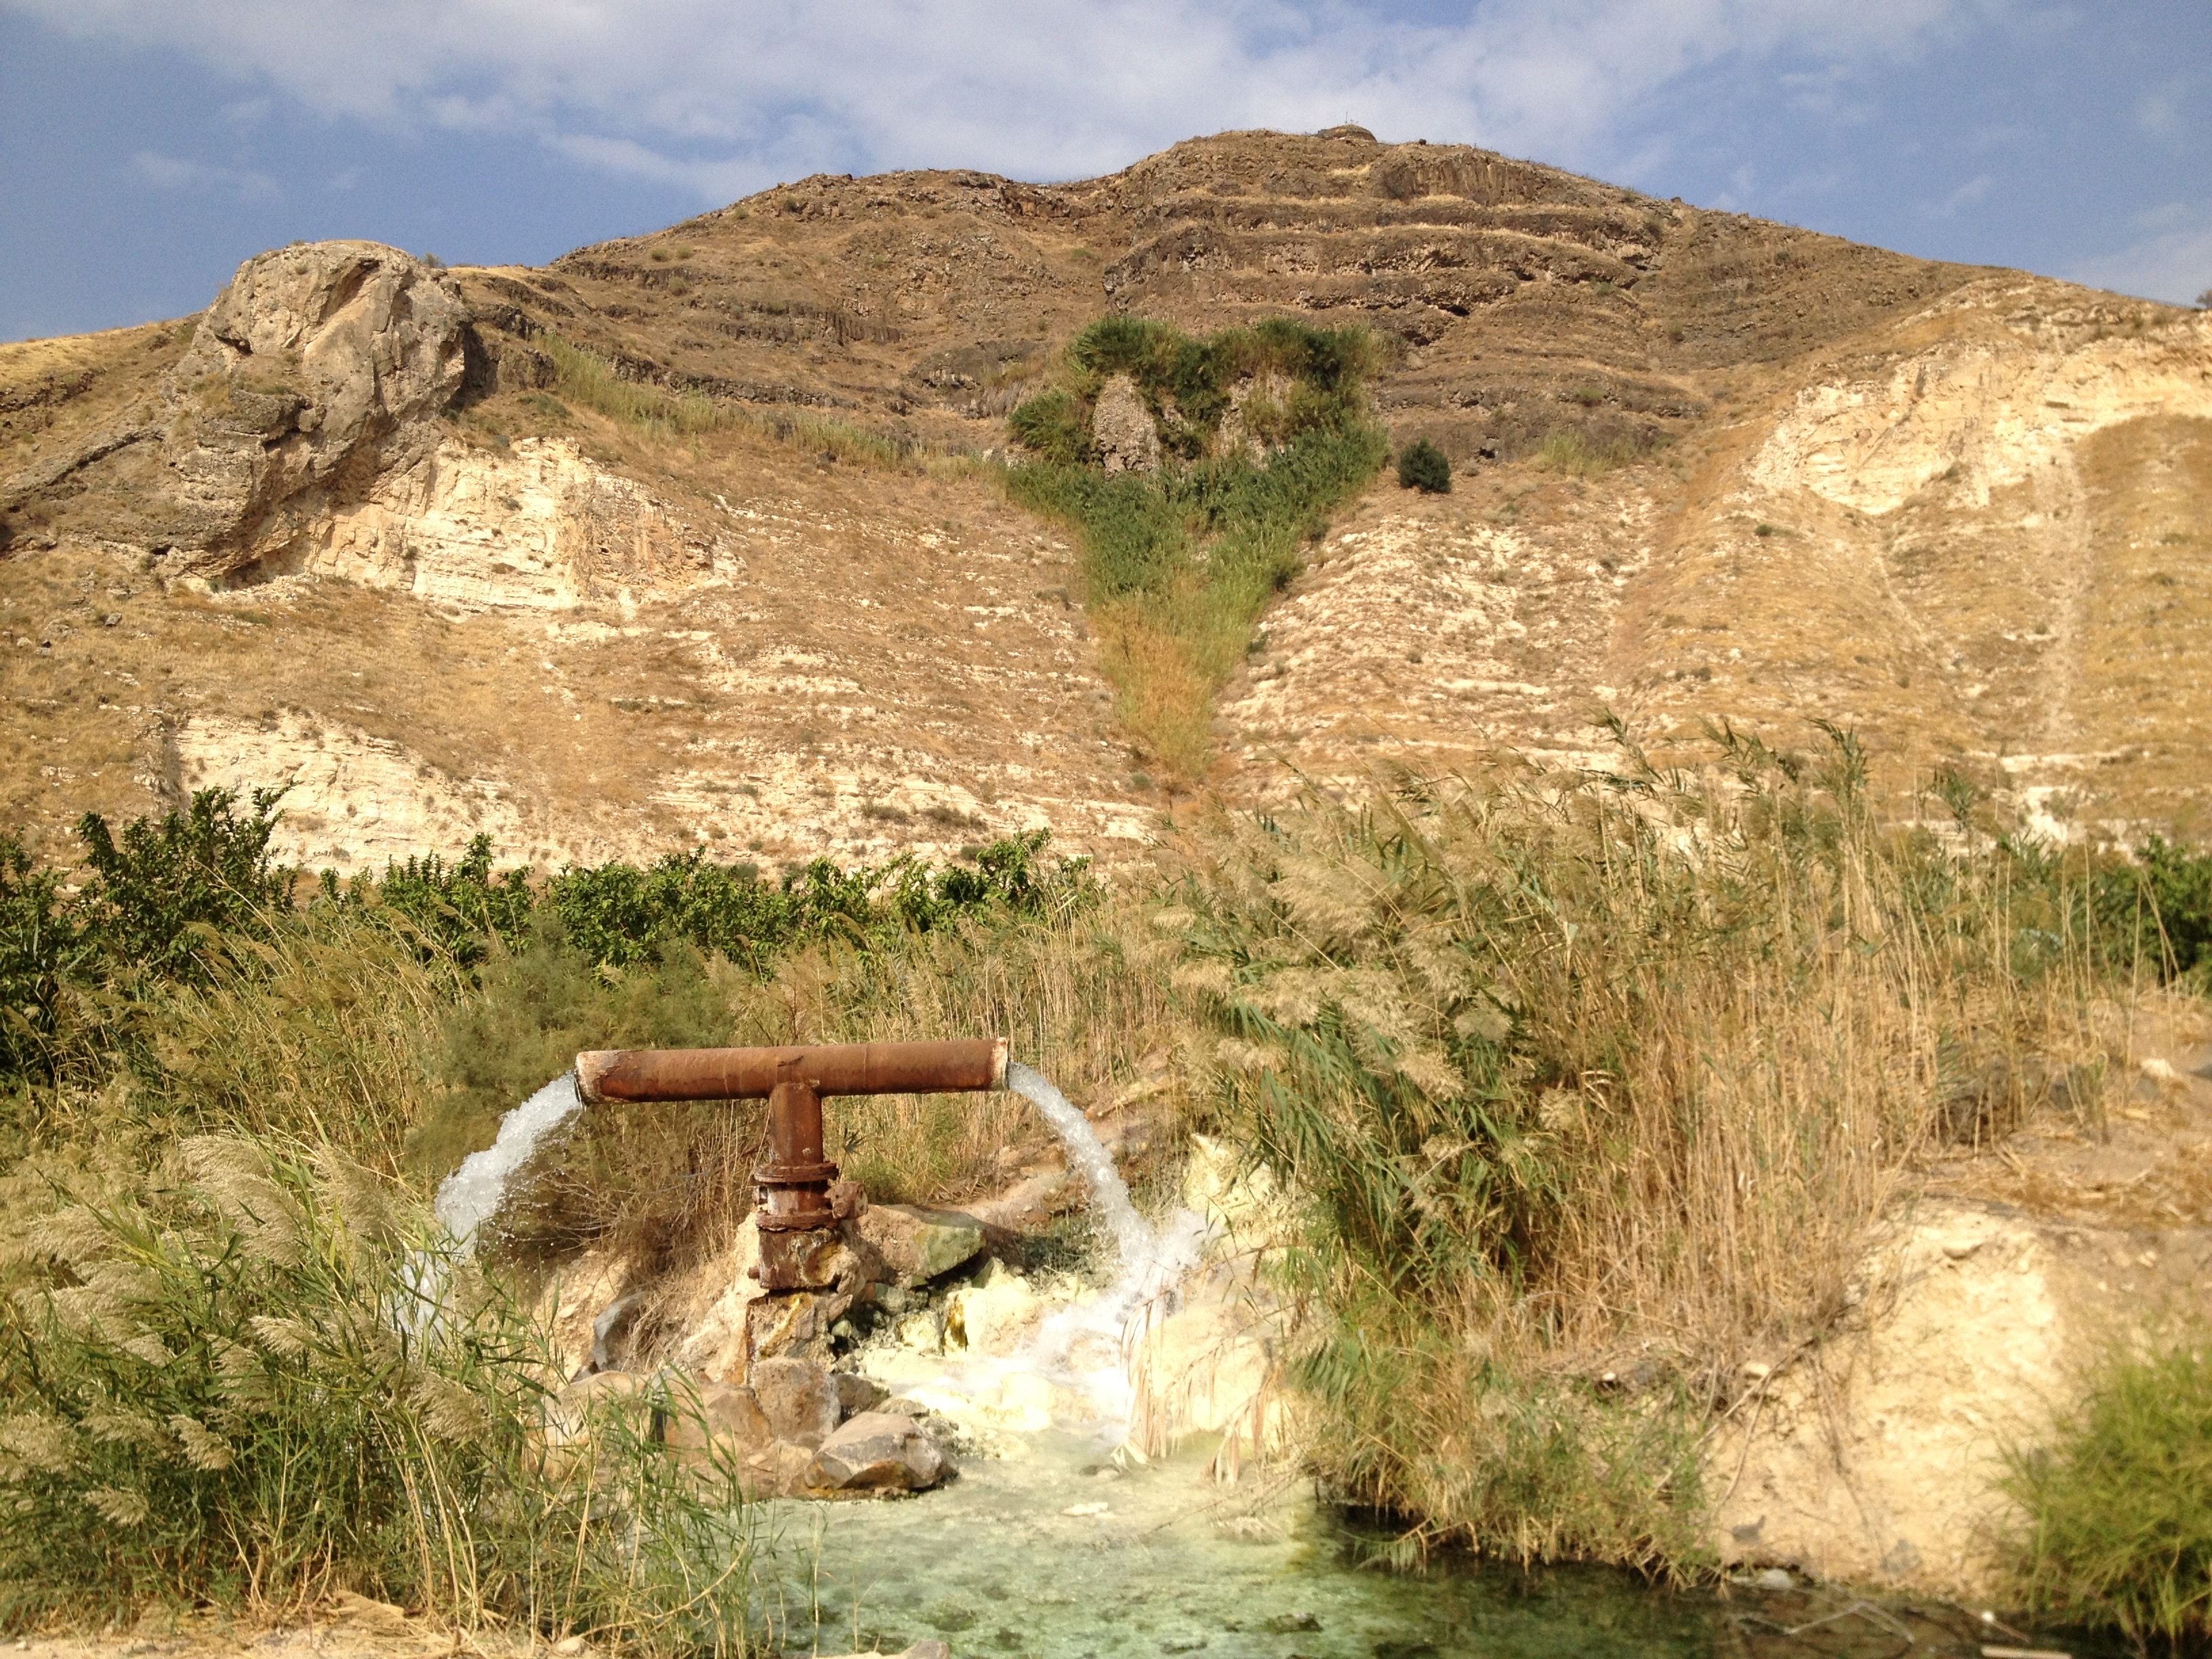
xmin=434 ymin=1070 xmax=583 ymax=1245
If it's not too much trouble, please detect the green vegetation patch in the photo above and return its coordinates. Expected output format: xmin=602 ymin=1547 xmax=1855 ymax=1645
xmin=2005 ymin=1324 xmax=2212 ymax=1650
xmin=1397 ymin=437 xmax=1452 ymax=493
xmin=1006 ymin=316 xmax=1388 ymax=775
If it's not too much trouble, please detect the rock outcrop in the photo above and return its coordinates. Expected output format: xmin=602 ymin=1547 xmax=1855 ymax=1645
xmin=24 ymin=243 xmax=476 ymax=580
xmin=1090 ymin=375 xmax=1161 ymax=474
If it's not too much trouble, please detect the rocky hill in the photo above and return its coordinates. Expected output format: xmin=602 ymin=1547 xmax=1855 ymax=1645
xmin=4 ymin=125 xmax=2209 ymax=871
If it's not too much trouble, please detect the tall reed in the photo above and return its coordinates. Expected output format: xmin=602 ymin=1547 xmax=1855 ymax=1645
xmin=0 ymin=1138 xmax=759 ymax=1647
xmin=1167 ymin=730 xmax=2121 ymax=1561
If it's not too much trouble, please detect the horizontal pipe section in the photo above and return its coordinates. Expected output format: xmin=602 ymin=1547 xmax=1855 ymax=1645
xmin=575 ymin=1036 xmax=1007 ymax=1105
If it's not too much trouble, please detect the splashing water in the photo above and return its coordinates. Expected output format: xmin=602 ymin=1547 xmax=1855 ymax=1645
xmin=914 ymin=1062 xmax=1210 ymax=1431
xmin=1005 ymin=1061 xmax=1153 ymax=1268
xmin=397 ymin=1072 xmax=583 ymax=1334
xmin=434 ymin=1071 xmax=583 ymax=1246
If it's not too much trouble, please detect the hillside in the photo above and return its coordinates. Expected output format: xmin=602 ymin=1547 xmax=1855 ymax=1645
xmin=3 ymin=125 xmax=2209 ymax=872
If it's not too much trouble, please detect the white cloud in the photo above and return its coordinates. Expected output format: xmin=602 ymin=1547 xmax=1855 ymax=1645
xmin=2069 ymin=200 xmax=2212 ymax=307
xmin=129 ymin=148 xmax=281 ymax=200
xmin=1919 ymin=171 xmax=1991 ymax=220
xmin=11 ymin=0 xmax=2026 ymax=203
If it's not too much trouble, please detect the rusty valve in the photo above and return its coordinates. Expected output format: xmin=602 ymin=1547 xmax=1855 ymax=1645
xmin=575 ymin=1038 xmax=1008 ymax=1289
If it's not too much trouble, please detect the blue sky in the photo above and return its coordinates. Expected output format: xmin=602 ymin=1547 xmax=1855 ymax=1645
xmin=3 ymin=0 xmax=2207 ymax=342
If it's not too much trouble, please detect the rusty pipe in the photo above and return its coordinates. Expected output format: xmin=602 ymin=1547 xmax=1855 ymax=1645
xmin=573 ymin=1038 xmax=1010 ymax=1290
xmin=575 ymin=1037 xmax=1007 ymax=1106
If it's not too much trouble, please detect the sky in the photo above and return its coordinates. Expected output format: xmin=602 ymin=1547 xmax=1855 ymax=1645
xmin=2 ymin=0 xmax=2207 ymax=342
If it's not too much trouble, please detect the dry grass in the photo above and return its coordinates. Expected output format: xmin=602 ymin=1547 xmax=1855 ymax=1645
xmin=1168 ymin=730 xmax=2134 ymax=1560
xmin=136 ymin=920 xmax=459 ymax=1173
xmin=1090 ymin=599 xmax=1218 ymax=781
xmin=536 ymin=336 xmax=991 ymax=483
xmin=0 ymin=1139 xmax=760 ymax=1646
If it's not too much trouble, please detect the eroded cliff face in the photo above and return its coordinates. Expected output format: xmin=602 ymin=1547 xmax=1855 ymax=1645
xmin=304 ymin=436 xmax=720 ymax=611
xmin=3 ymin=129 xmax=2209 ymax=869
xmin=1217 ymin=276 xmax=2212 ymax=837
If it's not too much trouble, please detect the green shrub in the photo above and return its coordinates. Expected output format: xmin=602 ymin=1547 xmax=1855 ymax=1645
xmin=1397 ymin=438 xmax=1452 ymax=493
xmin=1006 ymin=388 xmax=1090 ymax=466
xmin=0 ymin=834 xmax=79 ymax=1084
xmin=2005 ymin=1326 xmax=2212 ymax=1650
xmin=76 ymin=788 xmax=295 ymax=986
xmin=0 ymin=1140 xmax=755 ymax=1645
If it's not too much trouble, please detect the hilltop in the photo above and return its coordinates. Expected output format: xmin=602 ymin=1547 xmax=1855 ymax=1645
xmin=3 ymin=125 xmax=2209 ymax=872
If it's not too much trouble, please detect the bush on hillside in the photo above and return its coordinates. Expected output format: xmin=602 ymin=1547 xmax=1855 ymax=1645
xmin=1396 ymin=438 xmax=1452 ymax=493
xmin=1004 ymin=316 xmax=1389 ymax=773
xmin=76 ymin=789 xmax=295 ymax=984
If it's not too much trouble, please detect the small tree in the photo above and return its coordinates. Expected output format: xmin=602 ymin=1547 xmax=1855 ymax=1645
xmin=2196 ymin=287 xmax=2212 ymax=310
xmin=1397 ymin=437 xmax=1452 ymax=493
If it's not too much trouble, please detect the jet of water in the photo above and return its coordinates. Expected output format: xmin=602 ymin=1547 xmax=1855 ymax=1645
xmin=1004 ymin=1061 xmax=1155 ymax=1269
xmin=434 ymin=1071 xmax=583 ymax=1246
xmin=983 ymin=1062 xmax=1210 ymax=1429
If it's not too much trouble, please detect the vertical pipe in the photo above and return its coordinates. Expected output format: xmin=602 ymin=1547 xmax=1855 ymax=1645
xmin=758 ymin=1080 xmax=835 ymax=1228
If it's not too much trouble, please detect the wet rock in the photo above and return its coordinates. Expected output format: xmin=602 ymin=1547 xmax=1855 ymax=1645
xmin=856 ymin=1204 xmax=985 ymax=1285
xmin=893 ymin=1309 xmax=944 ymax=1352
xmin=750 ymin=1357 xmax=841 ymax=1448
xmin=757 ymin=1224 xmax=874 ymax=1292
xmin=806 ymin=1410 xmax=952 ymax=1492
xmin=661 ymin=1381 xmax=775 ymax=1463
xmin=741 ymin=1285 xmax=851 ymax=1368
xmin=834 ymin=1372 xmax=889 ymax=1418
xmin=945 ymin=1267 xmax=1042 ymax=1354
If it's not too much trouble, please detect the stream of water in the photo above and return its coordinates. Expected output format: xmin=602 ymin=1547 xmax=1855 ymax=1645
xmin=434 ymin=1070 xmax=583 ymax=1244
xmin=441 ymin=1065 xmax=2102 ymax=1659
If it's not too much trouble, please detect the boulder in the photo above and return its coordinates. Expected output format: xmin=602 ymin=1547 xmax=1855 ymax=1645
xmin=1092 ymin=374 xmax=1161 ymax=475
xmin=834 ymin=1372 xmax=889 ymax=1418
xmin=661 ymin=1382 xmax=775 ymax=1465
xmin=538 ymin=1370 xmax=651 ymax=1477
xmin=806 ymin=1410 xmax=952 ymax=1492
xmin=750 ymin=1357 xmax=841 ymax=1448
xmin=544 ymin=1368 xmax=649 ymax=1440
xmin=855 ymin=1204 xmax=985 ymax=1285
xmin=149 ymin=242 xmax=474 ymax=575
